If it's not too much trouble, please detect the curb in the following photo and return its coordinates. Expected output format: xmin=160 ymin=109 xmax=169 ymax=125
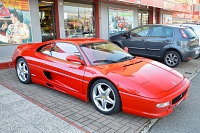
xmin=0 ymin=61 xmax=13 ymax=70
xmin=139 ymin=68 xmax=200 ymax=133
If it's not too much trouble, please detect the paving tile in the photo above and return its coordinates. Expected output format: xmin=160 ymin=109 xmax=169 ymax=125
xmin=98 ymin=126 xmax=110 ymax=133
xmin=5 ymin=99 xmax=37 ymax=113
xmin=118 ymin=126 xmax=130 ymax=133
xmin=13 ymin=124 xmax=43 ymax=133
xmin=0 ymin=114 xmax=29 ymax=132
xmin=0 ymin=104 xmax=15 ymax=119
xmin=17 ymin=107 xmax=55 ymax=124
xmin=0 ymin=85 xmax=13 ymax=96
xmin=0 ymin=93 xmax=24 ymax=105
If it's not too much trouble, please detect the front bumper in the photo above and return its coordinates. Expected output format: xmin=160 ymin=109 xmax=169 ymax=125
xmin=119 ymin=78 xmax=190 ymax=118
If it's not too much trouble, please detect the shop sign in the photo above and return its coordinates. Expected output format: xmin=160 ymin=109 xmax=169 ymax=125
xmin=164 ymin=1 xmax=174 ymax=10
xmin=173 ymin=12 xmax=192 ymax=19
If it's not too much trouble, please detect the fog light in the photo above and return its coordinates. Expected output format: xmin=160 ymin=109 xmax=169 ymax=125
xmin=156 ymin=101 xmax=170 ymax=108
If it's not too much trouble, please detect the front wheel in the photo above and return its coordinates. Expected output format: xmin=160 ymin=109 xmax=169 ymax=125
xmin=164 ymin=51 xmax=181 ymax=68
xmin=90 ymin=79 xmax=121 ymax=115
xmin=16 ymin=58 xmax=32 ymax=84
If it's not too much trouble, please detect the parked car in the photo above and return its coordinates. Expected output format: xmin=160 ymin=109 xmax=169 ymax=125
xmin=12 ymin=38 xmax=190 ymax=118
xmin=109 ymin=24 xmax=200 ymax=67
xmin=179 ymin=23 xmax=200 ymax=58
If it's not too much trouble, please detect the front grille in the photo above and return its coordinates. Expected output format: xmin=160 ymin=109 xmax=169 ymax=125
xmin=172 ymin=89 xmax=187 ymax=105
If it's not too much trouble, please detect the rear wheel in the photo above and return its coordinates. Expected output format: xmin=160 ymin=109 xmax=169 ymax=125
xmin=90 ymin=79 xmax=121 ymax=115
xmin=164 ymin=51 xmax=181 ymax=68
xmin=16 ymin=58 xmax=31 ymax=84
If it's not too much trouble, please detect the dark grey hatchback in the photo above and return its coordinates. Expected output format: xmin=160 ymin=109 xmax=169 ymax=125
xmin=109 ymin=24 xmax=200 ymax=67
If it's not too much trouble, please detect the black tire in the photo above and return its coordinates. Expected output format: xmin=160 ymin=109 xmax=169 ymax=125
xmin=164 ymin=51 xmax=181 ymax=68
xmin=16 ymin=58 xmax=32 ymax=84
xmin=90 ymin=79 xmax=121 ymax=115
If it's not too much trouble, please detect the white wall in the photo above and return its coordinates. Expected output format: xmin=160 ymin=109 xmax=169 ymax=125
xmin=99 ymin=3 xmax=138 ymax=40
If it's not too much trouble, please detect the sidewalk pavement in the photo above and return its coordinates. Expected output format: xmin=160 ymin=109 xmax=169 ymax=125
xmin=0 ymin=84 xmax=86 ymax=133
xmin=0 ymin=57 xmax=200 ymax=133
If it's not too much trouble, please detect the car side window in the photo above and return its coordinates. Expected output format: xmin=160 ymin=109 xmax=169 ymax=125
xmin=151 ymin=26 xmax=173 ymax=37
xmin=129 ymin=26 xmax=151 ymax=37
xmin=39 ymin=43 xmax=55 ymax=55
xmin=51 ymin=42 xmax=81 ymax=61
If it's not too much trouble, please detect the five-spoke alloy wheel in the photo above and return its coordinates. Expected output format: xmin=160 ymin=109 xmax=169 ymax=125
xmin=90 ymin=79 xmax=121 ymax=115
xmin=16 ymin=58 xmax=31 ymax=84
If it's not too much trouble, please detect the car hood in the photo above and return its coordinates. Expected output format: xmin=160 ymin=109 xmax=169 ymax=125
xmin=94 ymin=58 xmax=184 ymax=93
xmin=125 ymin=60 xmax=183 ymax=93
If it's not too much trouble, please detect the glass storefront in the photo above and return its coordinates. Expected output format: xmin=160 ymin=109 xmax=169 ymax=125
xmin=109 ymin=8 xmax=134 ymax=37
xmin=162 ymin=14 xmax=172 ymax=24
xmin=63 ymin=2 xmax=95 ymax=38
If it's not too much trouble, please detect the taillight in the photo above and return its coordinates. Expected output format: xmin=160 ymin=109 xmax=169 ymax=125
xmin=180 ymin=29 xmax=189 ymax=38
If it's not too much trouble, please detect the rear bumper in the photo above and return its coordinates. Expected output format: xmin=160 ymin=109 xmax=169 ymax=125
xmin=181 ymin=47 xmax=199 ymax=61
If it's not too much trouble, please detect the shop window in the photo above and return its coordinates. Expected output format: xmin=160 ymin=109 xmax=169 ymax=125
xmin=109 ymin=8 xmax=134 ymax=37
xmin=63 ymin=2 xmax=95 ymax=38
xmin=163 ymin=14 xmax=172 ymax=24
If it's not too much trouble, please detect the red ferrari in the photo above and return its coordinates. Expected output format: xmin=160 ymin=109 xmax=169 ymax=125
xmin=12 ymin=38 xmax=190 ymax=118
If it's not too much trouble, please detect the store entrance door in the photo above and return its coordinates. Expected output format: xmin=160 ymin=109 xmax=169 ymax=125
xmin=39 ymin=4 xmax=56 ymax=42
xmin=138 ymin=11 xmax=149 ymax=26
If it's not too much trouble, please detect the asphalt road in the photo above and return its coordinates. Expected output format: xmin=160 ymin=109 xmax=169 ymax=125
xmin=148 ymin=73 xmax=200 ymax=133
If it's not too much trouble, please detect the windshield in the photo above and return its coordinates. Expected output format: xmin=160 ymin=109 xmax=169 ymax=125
xmin=80 ymin=42 xmax=134 ymax=65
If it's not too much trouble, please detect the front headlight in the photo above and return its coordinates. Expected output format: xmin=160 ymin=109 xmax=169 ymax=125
xmin=156 ymin=101 xmax=170 ymax=108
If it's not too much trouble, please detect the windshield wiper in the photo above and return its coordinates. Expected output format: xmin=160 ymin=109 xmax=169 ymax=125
xmin=93 ymin=60 xmax=117 ymax=64
xmin=117 ymin=56 xmax=135 ymax=62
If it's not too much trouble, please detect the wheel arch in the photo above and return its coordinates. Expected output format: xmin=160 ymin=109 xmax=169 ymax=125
xmin=15 ymin=56 xmax=25 ymax=68
xmin=87 ymin=77 xmax=122 ymax=104
xmin=162 ymin=48 xmax=183 ymax=61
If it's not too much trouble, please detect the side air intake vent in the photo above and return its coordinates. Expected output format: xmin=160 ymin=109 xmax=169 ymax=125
xmin=44 ymin=71 xmax=52 ymax=80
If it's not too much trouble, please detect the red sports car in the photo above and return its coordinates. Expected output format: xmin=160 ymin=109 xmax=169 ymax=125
xmin=12 ymin=38 xmax=190 ymax=118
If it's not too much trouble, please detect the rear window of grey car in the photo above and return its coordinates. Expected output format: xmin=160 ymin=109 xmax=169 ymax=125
xmin=183 ymin=28 xmax=197 ymax=38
